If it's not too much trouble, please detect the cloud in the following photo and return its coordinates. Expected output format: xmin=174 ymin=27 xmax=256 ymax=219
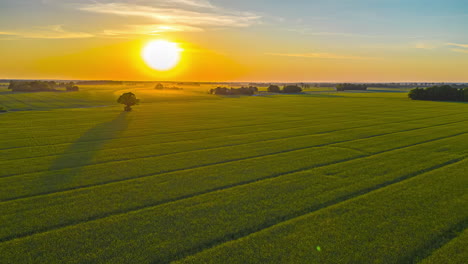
xmin=451 ymin=48 xmax=468 ymax=54
xmin=102 ymin=24 xmax=203 ymax=36
xmin=163 ymin=0 xmax=215 ymax=9
xmin=413 ymin=42 xmax=438 ymax=50
xmin=446 ymin=43 xmax=468 ymax=54
xmin=287 ymin=29 xmax=375 ymax=38
xmin=78 ymin=1 xmax=261 ymax=34
xmin=0 ymin=25 xmax=93 ymax=39
xmin=266 ymin=52 xmax=376 ymax=60
xmin=446 ymin=42 xmax=468 ymax=48
xmin=287 ymin=28 xmax=431 ymax=40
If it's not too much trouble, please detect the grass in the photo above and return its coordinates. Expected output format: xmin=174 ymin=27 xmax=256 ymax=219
xmin=0 ymin=85 xmax=466 ymax=263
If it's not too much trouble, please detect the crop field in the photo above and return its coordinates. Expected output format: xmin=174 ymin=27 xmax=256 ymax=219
xmin=0 ymin=85 xmax=467 ymax=263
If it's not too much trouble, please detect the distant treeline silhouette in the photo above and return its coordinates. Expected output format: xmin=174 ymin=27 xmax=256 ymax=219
xmin=336 ymin=83 xmax=368 ymax=91
xmin=8 ymin=81 xmax=79 ymax=92
xmin=312 ymin=83 xmax=467 ymax=88
xmin=154 ymin=83 xmax=183 ymax=90
xmin=210 ymin=86 xmax=258 ymax=95
xmin=267 ymin=85 xmax=303 ymax=93
xmin=409 ymin=85 xmax=468 ymax=102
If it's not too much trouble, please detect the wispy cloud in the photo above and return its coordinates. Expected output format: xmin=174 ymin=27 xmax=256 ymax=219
xmin=266 ymin=52 xmax=376 ymax=60
xmin=413 ymin=42 xmax=438 ymax=50
xmin=78 ymin=0 xmax=261 ymax=35
xmin=0 ymin=31 xmax=15 ymax=36
xmin=451 ymin=48 xmax=468 ymax=54
xmin=102 ymin=24 xmax=203 ymax=37
xmin=446 ymin=42 xmax=468 ymax=48
xmin=286 ymin=28 xmax=432 ymax=40
xmin=164 ymin=0 xmax=215 ymax=9
xmin=0 ymin=25 xmax=93 ymax=39
xmin=446 ymin=43 xmax=468 ymax=54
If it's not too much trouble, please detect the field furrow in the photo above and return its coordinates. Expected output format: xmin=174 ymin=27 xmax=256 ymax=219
xmin=418 ymin=228 xmax=468 ymax=264
xmin=0 ymin=129 xmax=466 ymax=242
xmin=0 ymin=134 xmax=466 ymax=263
xmin=1 ymin=119 xmax=466 ymax=202
xmin=175 ymin=159 xmax=468 ymax=264
xmin=2 ymin=114 xmax=466 ymax=178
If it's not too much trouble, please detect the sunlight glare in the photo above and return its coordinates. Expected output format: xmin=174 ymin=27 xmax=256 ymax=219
xmin=142 ymin=40 xmax=182 ymax=71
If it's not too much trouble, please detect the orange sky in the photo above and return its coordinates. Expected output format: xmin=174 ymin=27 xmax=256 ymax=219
xmin=1 ymin=0 xmax=467 ymax=82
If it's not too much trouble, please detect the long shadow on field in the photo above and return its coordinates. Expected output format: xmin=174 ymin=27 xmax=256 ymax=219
xmin=42 ymin=112 xmax=130 ymax=188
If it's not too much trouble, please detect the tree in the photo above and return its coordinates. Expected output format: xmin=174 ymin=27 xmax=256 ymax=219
xmin=117 ymin=92 xmax=140 ymax=112
xmin=408 ymin=87 xmax=426 ymax=100
xmin=282 ymin=85 xmax=302 ymax=93
xmin=155 ymin=83 xmax=164 ymax=90
xmin=267 ymin=85 xmax=281 ymax=93
xmin=66 ymin=85 xmax=79 ymax=92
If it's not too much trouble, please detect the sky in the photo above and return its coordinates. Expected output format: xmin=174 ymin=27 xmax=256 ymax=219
xmin=0 ymin=0 xmax=467 ymax=82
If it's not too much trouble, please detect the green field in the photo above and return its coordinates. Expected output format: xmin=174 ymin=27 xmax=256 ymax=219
xmin=0 ymin=85 xmax=467 ymax=263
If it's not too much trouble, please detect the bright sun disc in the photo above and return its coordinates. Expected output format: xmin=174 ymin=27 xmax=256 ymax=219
xmin=142 ymin=40 xmax=182 ymax=71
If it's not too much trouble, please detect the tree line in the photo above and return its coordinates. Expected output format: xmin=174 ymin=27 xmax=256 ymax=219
xmin=409 ymin=85 xmax=468 ymax=102
xmin=267 ymin=85 xmax=303 ymax=93
xmin=336 ymin=83 xmax=368 ymax=91
xmin=210 ymin=86 xmax=258 ymax=95
xmin=8 ymin=81 xmax=79 ymax=92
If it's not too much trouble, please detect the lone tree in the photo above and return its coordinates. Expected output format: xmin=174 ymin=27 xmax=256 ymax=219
xmin=117 ymin=92 xmax=140 ymax=112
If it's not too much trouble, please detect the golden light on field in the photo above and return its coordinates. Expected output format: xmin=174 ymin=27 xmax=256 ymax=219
xmin=142 ymin=40 xmax=183 ymax=71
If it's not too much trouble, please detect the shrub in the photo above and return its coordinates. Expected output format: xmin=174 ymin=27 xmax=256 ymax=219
xmin=155 ymin=83 xmax=164 ymax=90
xmin=267 ymin=85 xmax=281 ymax=93
xmin=0 ymin=107 xmax=7 ymax=112
xmin=282 ymin=85 xmax=302 ymax=93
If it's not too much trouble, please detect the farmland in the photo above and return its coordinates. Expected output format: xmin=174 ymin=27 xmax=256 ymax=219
xmin=0 ymin=84 xmax=467 ymax=263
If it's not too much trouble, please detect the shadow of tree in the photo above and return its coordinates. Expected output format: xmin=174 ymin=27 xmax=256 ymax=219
xmin=43 ymin=112 xmax=131 ymax=188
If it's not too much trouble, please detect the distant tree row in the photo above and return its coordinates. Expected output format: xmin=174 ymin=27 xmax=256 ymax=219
xmin=409 ymin=85 xmax=468 ymax=102
xmin=8 ymin=81 xmax=55 ymax=92
xmin=154 ymin=83 xmax=183 ymax=90
xmin=336 ymin=83 xmax=368 ymax=91
xmin=8 ymin=81 xmax=79 ymax=92
xmin=210 ymin=86 xmax=258 ymax=95
xmin=267 ymin=85 xmax=303 ymax=93
xmin=310 ymin=83 xmax=466 ymax=89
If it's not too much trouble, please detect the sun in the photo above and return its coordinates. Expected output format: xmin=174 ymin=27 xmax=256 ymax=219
xmin=142 ymin=40 xmax=182 ymax=71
